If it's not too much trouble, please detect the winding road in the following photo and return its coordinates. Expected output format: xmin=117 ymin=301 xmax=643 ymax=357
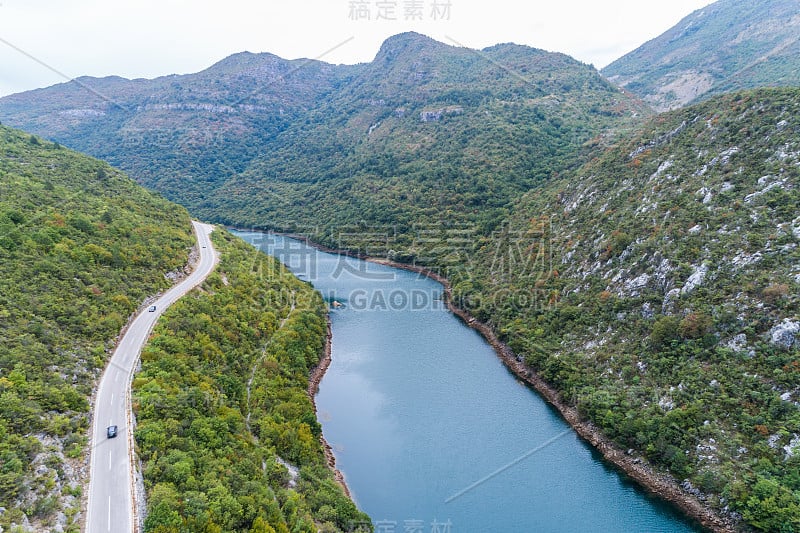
xmin=85 ymin=221 xmax=217 ymax=533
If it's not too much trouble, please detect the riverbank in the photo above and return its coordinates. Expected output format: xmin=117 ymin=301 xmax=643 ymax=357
xmin=376 ymin=259 xmax=734 ymax=533
xmin=276 ymin=231 xmax=735 ymax=533
xmin=307 ymin=316 xmax=353 ymax=500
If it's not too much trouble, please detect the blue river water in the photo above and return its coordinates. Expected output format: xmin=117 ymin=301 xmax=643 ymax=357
xmin=234 ymin=230 xmax=701 ymax=533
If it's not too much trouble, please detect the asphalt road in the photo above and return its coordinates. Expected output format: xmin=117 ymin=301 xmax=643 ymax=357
xmin=85 ymin=221 xmax=217 ymax=533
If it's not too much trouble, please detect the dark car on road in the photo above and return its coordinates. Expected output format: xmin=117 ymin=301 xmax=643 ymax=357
xmin=107 ymin=425 xmax=118 ymax=438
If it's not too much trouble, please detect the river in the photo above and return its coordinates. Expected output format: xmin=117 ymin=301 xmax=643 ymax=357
xmin=234 ymin=230 xmax=701 ymax=533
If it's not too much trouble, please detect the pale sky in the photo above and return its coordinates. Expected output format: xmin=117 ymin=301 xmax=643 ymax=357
xmin=0 ymin=0 xmax=714 ymax=97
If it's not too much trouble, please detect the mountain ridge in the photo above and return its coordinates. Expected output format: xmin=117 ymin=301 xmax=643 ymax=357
xmin=5 ymin=24 xmax=800 ymax=531
xmin=0 ymin=32 xmax=648 ymax=244
xmin=602 ymin=0 xmax=800 ymax=111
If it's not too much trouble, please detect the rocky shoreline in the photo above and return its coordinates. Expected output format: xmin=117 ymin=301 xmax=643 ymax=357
xmin=307 ymin=317 xmax=353 ymax=500
xmin=275 ymin=232 xmax=737 ymax=533
xmin=369 ymin=258 xmax=736 ymax=533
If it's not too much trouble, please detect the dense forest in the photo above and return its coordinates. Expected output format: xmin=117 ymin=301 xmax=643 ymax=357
xmin=205 ymin=89 xmax=800 ymax=531
xmin=210 ymin=88 xmax=800 ymax=531
xmin=0 ymin=125 xmax=194 ymax=531
xmin=268 ymin=88 xmax=798 ymax=531
xmin=134 ymin=230 xmax=370 ymax=532
xmin=202 ymin=36 xmax=648 ymax=243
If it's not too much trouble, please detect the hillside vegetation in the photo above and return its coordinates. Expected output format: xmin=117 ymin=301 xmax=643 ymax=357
xmin=134 ymin=231 xmax=369 ymax=533
xmin=0 ymin=33 xmax=649 ymax=244
xmin=602 ymin=0 xmax=800 ymax=111
xmin=204 ymin=34 xmax=647 ymax=241
xmin=0 ymin=126 xmax=367 ymax=532
xmin=0 ymin=125 xmax=194 ymax=531
xmin=0 ymin=52 xmax=354 ymax=209
xmin=3 ymin=23 xmax=800 ymax=532
xmin=451 ymin=89 xmax=799 ymax=531
xmin=265 ymin=86 xmax=800 ymax=531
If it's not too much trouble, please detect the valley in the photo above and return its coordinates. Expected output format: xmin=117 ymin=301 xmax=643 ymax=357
xmin=1 ymin=1 xmax=799 ymax=531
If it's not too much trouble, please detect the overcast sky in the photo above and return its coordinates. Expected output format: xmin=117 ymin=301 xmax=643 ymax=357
xmin=0 ymin=0 xmax=714 ymax=97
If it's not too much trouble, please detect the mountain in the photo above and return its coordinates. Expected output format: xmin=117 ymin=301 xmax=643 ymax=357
xmin=9 ymin=28 xmax=800 ymax=531
xmin=0 ymin=127 xmax=364 ymax=532
xmin=452 ymin=88 xmax=800 ymax=530
xmin=0 ymin=51 xmax=355 ymax=208
xmin=602 ymin=0 xmax=800 ymax=111
xmin=0 ymin=32 xmax=649 ymax=246
xmin=204 ymin=33 xmax=648 ymax=248
xmin=0 ymin=126 xmax=194 ymax=531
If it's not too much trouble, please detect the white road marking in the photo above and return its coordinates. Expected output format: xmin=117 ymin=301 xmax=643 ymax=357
xmin=86 ymin=223 xmax=216 ymax=533
xmin=108 ymin=449 xmax=112 ymax=470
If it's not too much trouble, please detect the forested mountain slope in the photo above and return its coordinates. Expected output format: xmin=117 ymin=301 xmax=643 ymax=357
xmin=0 ymin=33 xmax=648 ymax=246
xmin=204 ymin=33 xmax=647 ymax=245
xmin=0 ymin=127 xmax=365 ymax=532
xmin=602 ymin=0 xmax=800 ymax=111
xmin=134 ymin=231 xmax=369 ymax=533
xmin=453 ymin=88 xmax=800 ymax=531
xmin=6 ymin=23 xmax=800 ymax=532
xmin=0 ymin=52 xmax=354 ymax=209
xmin=0 ymin=126 xmax=194 ymax=531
